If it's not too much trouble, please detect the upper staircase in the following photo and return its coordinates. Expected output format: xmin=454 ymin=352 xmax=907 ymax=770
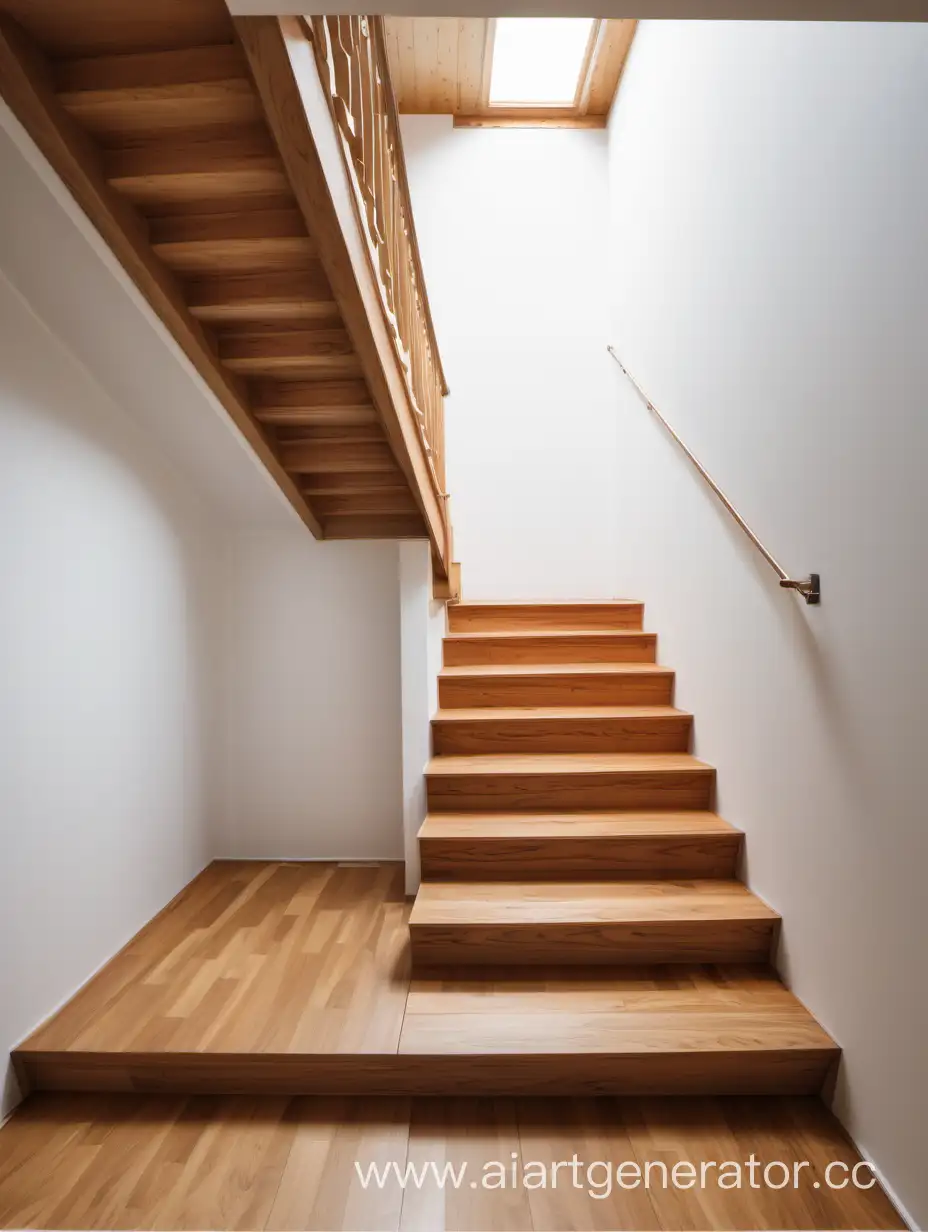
xmin=0 ymin=1 xmax=453 ymax=576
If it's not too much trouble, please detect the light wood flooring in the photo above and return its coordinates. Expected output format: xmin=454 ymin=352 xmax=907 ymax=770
xmin=0 ymin=1091 xmax=903 ymax=1229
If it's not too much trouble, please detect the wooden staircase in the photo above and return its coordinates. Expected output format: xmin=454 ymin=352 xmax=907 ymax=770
xmin=9 ymin=602 xmax=838 ymax=1098
xmin=0 ymin=0 xmax=453 ymax=572
xmin=408 ymin=599 xmax=839 ymax=1091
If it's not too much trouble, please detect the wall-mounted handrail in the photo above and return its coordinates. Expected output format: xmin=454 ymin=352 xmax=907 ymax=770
xmin=607 ymin=345 xmax=820 ymax=604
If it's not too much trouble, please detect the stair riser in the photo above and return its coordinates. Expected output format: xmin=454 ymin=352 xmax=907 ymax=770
xmin=448 ymin=605 xmax=644 ymax=633
xmin=426 ymin=770 xmax=714 ymax=812
xmin=432 ymin=716 xmax=691 ymax=755
xmin=439 ymin=674 xmax=674 ymax=708
xmin=419 ymin=835 xmax=741 ymax=880
xmin=443 ymin=634 xmax=656 ymax=666
xmin=15 ymin=1048 xmax=834 ymax=1096
xmin=410 ymin=919 xmax=777 ymax=966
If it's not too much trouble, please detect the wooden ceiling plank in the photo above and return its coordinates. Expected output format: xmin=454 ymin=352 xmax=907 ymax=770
xmin=434 ymin=18 xmax=457 ymax=115
xmin=0 ymin=14 xmax=322 ymax=538
xmin=384 ymin=17 xmax=415 ymax=112
xmin=411 ymin=16 xmax=439 ymax=113
xmin=456 ymin=18 xmax=487 ymax=114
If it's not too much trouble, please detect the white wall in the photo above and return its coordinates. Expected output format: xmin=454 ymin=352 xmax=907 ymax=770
xmin=402 ymin=117 xmax=619 ymax=600
xmin=0 ymin=105 xmax=410 ymax=1118
xmin=607 ymin=21 xmax=928 ymax=1226
xmin=216 ymin=529 xmax=404 ymax=860
xmin=399 ymin=542 xmax=446 ymax=893
xmin=0 ymin=270 xmax=224 ymax=1117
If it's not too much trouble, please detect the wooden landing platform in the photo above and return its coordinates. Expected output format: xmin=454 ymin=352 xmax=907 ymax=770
xmin=14 ymin=862 xmax=838 ymax=1097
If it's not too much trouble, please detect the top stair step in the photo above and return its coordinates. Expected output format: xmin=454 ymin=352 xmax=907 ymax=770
xmin=448 ymin=601 xmax=644 ymax=633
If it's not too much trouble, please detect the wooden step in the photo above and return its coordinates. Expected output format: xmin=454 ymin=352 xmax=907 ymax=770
xmin=426 ymin=753 xmax=713 ymax=811
xmin=448 ymin=601 xmax=644 ymax=633
xmin=443 ymin=630 xmax=656 ymax=666
xmin=104 ymin=127 xmax=289 ymax=207
xmin=399 ymin=966 xmax=838 ymax=1094
xmin=419 ymin=812 xmax=741 ymax=879
xmin=409 ymin=879 xmax=777 ymax=965
xmin=322 ymin=514 xmax=427 ymax=539
xmin=281 ymin=439 xmax=398 ymax=474
xmin=188 ymin=270 xmax=338 ymax=325
xmin=219 ymin=328 xmax=360 ymax=378
xmin=301 ymin=472 xmax=409 ymax=498
xmin=431 ymin=706 xmax=691 ymax=754
xmin=439 ymin=663 xmax=674 ymax=708
xmin=55 ymin=47 xmax=259 ymax=140
xmin=252 ymin=379 xmax=375 ymax=426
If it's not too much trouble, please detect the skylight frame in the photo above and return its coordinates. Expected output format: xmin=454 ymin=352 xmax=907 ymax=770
xmin=483 ymin=17 xmax=603 ymax=116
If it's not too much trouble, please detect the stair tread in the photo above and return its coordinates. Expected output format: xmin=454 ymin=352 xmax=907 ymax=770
xmin=452 ymin=600 xmax=643 ymax=608
xmin=420 ymin=811 xmax=738 ymax=839
xmin=426 ymin=752 xmax=711 ymax=775
xmin=410 ymin=879 xmax=778 ymax=924
xmin=400 ymin=970 xmax=836 ymax=1055
xmin=445 ymin=630 xmax=652 ymax=640
xmin=433 ymin=705 xmax=688 ymax=721
xmin=440 ymin=662 xmax=671 ymax=677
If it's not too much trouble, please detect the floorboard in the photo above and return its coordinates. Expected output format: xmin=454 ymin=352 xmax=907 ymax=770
xmin=0 ymin=1092 xmax=903 ymax=1230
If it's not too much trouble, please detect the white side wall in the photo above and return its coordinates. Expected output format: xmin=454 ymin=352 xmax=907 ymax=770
xmin=399 ymin=542 xmax=446 ymax=893
xmin=216 ymin=529 xmax=404 ymax=860
xmin=0 ymin=105 xmax=410 ymax=1117
xmin=607 ymin=21 xmax=928 ymax=1227
xmin=401 ymin=117 xmax=618 ymax=600
xmin=0 ymin=270 xmax=224 ymax=1117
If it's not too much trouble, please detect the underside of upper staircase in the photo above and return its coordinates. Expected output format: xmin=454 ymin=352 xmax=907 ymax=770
xmin=0 ymin=0 xmax=452 ymax=574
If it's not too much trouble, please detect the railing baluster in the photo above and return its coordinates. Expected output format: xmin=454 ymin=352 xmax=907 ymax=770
xmin=305 ymin=14 xmax=448 ymax=503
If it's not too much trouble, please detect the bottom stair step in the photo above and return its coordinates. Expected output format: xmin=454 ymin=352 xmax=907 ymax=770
xmin=409 ymin=880 xmax=779 ymax=965
xmin=397 ymin=964 xmax=839 ymax=1095
xmin=15 ymin=966 xmax=838 ymax=1097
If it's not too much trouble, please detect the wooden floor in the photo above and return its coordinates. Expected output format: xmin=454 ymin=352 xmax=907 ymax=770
xmin=16 ymin=861 xmax=837 ymax=1097
xmin=0 ymin=1091 xmax=903 ymax=1229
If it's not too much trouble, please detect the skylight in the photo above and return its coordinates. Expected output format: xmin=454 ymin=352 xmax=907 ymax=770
xmin=488 ymin=18 xmax=595 ymax=108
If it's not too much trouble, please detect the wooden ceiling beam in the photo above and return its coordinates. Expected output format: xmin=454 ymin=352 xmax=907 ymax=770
xmin=0 ymin=14 xmax=323 ymax=538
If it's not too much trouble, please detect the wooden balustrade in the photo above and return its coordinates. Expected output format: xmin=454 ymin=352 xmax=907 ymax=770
xmin=304 ymin=15 xmax=449 ymax=497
